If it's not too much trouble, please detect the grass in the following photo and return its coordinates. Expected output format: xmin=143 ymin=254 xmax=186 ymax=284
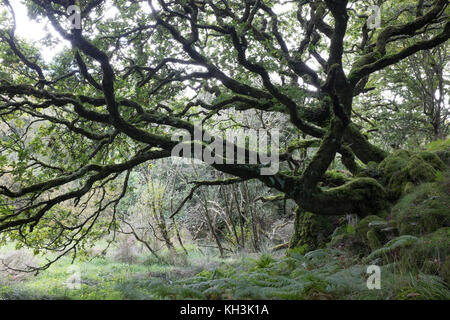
xmin=1 ymin=244 xmax=448 ymax=300
xmin=0 ymin=243 xmax=254 ymax=300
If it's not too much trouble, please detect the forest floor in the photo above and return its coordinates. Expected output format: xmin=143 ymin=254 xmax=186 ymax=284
xmin=1 ymin=242 xmax=448 ymax=300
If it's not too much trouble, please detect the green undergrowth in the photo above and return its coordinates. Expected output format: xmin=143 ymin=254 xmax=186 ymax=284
xmin=324 ymin=140 xmax=450 ymax=298
xmin=0 ymin=245 xmax=222 ymax=300
xmin=2 ymin=244 xmax=448 ymax=300
xmin=113 ymin=248 xmax=449 ymax=300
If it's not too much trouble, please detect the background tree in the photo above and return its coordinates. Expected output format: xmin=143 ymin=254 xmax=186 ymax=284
xmin=352 ymin=42 xmax=449 ymax=150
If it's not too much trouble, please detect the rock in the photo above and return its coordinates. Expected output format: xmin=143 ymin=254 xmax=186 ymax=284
xmin=390 ymin=178 xmax=450 ymax=236
xmin=356 ymin=215 xmax=385 ymax=239
xmin=418 ymin=151 xmax=446 ymax=171
xmin=367 ymin=229 xmax=382 ymax=250
xmin=378 ymin=149 xmax=443 ymax=200
xmin=406 ymin=156 xmax=437 ymax=184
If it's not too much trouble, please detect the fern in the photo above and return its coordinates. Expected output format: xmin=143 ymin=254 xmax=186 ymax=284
xmin=365 ymin=235 xmax=419 ymax=262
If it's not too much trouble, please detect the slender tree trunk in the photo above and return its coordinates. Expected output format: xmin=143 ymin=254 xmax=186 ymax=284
xmin=220 ymin=184 xmax=240 ymax=248
xmin=201 ymin=193 xmax=225 ymax=257
xmin=172 ymin=217 xmax=188 ymax=255
xmin=243 ymin=183 xmax=260 ymax=252
xmin=233 ymin=184 xmax=247 ymax=249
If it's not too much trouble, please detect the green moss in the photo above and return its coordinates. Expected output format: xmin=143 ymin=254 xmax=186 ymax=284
xmin=403 ymin=182 xmax=415 ymax=194
xmin=390 ymin=174 xmax=450 ymax=236
xmin=321 ymin=170 xmax=349 ymax=187
xmin=440 ymin=256 xmax=450 ymax=284
xmin=379 ymin=154 xmax=409 ymax=185
xmin=379 ymin=150 xmax=442 ymax=199
xmin=386 ymin=169 xmax=410 ymax=199
xmin=367 ymin=229 xmax=382 ymax=250
xmin=323 ymin=177 xmax=388 ymax=216
xmin=406 ymin=156 xmax=437 ymax=183
xmin=350 ymin=215 xmax=389 ymax=253
xmin=356 ymin=215 xmax=385 ymax=239
xmin=399 ymin=228 xmax=450 ymax=276
xmin=418 ymin=152 xmax=446 ymax=171
xmin=425 ymin=139 xmax=450 ymax=166
xmin=290 ymin=207 xmax=335 ymax=251
xmin=357 ymin=161 xmax=380 ymax=179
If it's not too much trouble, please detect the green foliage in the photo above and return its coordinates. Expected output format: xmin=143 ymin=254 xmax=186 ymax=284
xmin=365 ymin=235 xmax=419 ymax=262
xmin=366 ymin=230 xmax=382 ymax=250
xmin=379 ymin=148 xmax=446 ymax=199
xmin=400 ymin=228 xmax=450 ymax=278
xmin=250 ymin=253 xmax=276 ymax=269
xmin=290 ymin=208 xmax=335 ymax=252
xmin=356 ymin=216 xmax=386 ymax=239
xmin=426 ymin=139 xmax=450 ymax=166
xmin=1 ymin=242 xmax=449 ymax=300
xmin=396 ymin=274 xmax=450 ymax=300
xmin=390 ymin=171 xmax=450 ymax=236
xmin=418 ymin=152 xmax=446 ymax=171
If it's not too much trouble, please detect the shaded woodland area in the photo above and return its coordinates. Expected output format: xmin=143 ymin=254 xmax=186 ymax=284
xmin=0 ymin=0 xmax=449 ymax=301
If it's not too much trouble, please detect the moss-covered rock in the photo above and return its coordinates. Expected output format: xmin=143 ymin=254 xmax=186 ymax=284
xmin=356 ymin=215 xmax=386 ymax=240
xmin=328 ymin=231 xmax=367 ymax=256
xmin=367 ymin=229 xmax=382 ymax=250
xmin=379 ymin=152 xmax=409 ymax=185
xmin=390 ymin=174 xmax=450 ymax=236
xmin=418 ymin=152 xmax=446 ymax=171
xmin=406 ymin=156 xmax=437 ymax=184
xmin=350 ymin=215 xmax=389 ymax=252
xmin=426 ymin=139 xmax=450 ymax=167
xmin=378 ymin=151 xmax=410 ymax=199
xmin=379 ymin=150 xmax=443 ymax=200
xmin=357 ymin=161 xmax=381 ymax=179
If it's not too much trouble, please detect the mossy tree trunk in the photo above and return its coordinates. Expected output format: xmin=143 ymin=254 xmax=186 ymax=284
xmin=289 ymin=207 xmax=336 ymax=251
